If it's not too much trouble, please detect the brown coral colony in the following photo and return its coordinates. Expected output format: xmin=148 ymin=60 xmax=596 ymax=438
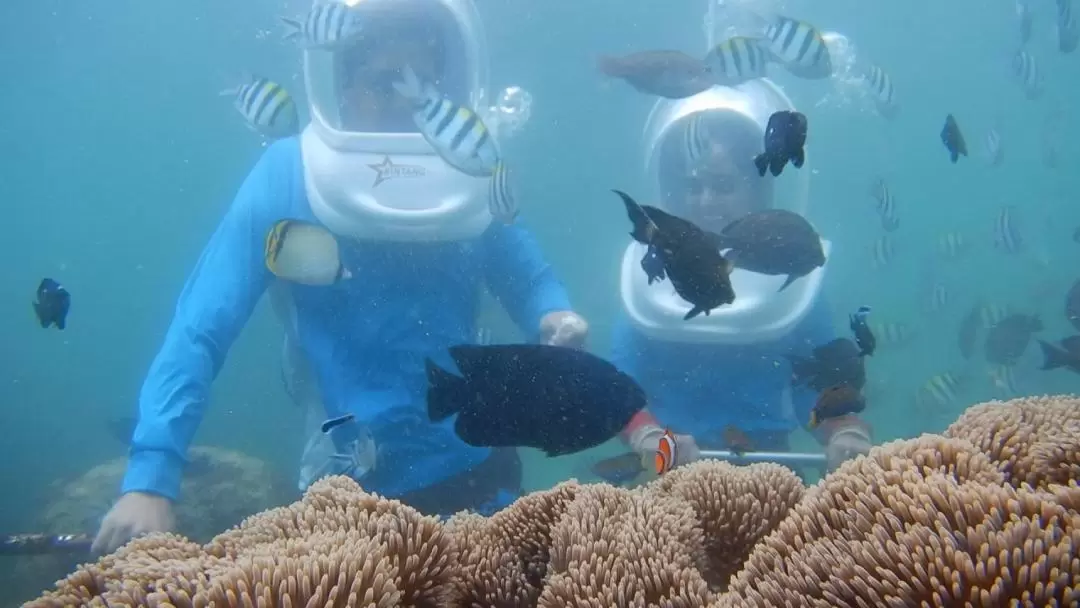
xmin=26 ymin=395 xmax=1080 ymax=608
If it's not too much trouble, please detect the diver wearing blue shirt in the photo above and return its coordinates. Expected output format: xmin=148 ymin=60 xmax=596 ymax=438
xmin=611 ymin=81 xmax=873 ymax=474
xmin=91 ymin=0 xmax=588 ymax=554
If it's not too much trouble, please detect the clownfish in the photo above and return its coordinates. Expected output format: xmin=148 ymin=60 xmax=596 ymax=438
xmin=654 ymin=429 xmax=679 ymax=475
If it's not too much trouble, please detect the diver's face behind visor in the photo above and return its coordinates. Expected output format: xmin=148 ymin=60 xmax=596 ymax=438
xmin=660 ymin=111 xmax=772 ymax=233
xmin=305 ymin=0 xmax=480 ymax=143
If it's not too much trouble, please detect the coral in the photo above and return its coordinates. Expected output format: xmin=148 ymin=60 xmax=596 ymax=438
xmin=5 ymin=445 xmax=289 ymax=607
xmin=538 ymin=484 xmax=711 ymax=608
xmin=716 ymin=433 xmax=1080 ymax=606
xmin=645 ymin=460 xmax=805 ymax=589
xmin=22 ymin=395 xmax=1080 ymax=608
xmin=945 ymin=394 xmax=1080 ymax=490
xmin=25 ymin=476 xmax=456 ymax=608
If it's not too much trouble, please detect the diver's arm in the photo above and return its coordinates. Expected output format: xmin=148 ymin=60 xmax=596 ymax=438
xmin=482 ymin=223 xmax=573 ymax=339
xmin=792 ymin=297 xmax=872 ymax=443
xmin=121 ymin=144 xmax=291 ymax=501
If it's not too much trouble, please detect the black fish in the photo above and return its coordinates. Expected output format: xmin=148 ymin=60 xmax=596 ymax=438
xmin=1066 ymin=279 xmax=1080 ymax=332
xmin=957 ymin=304 xmax=981 ymax=359
xmin=596 ymin=50 xmax=715 ymax=99
xmin=614 ymin=189 xmax=736 ymax=320
xmin=641 ymin=244 xmax=666 ymax=284
xmin=712 ymin=209 xmax=825 ymax=291
xmin=425 ymin=344 xmax=647 ymax=456
xmin=849 ymin=306 xmax=875 ymax=356
xmin=33 ymin=278 xmax=70 ymax=330
xmin=754 ymin=110 xmax=807 ymax=177
xmin=984 ymin=313 xmax=1042 ymax=365
xmin=941 ymin=114 xmax=968 ymax=164
xmin=1038 ymin=336 xmax=1080 ymax=375
xmin=787 ymin=338 xmax=866 ymax=392
xmin=321 ymin=413 xmax=355 ymax=433
xmin=809 ymin=384 xmax=866 ymax=428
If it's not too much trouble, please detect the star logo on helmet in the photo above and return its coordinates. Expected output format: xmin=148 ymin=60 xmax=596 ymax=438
xmin=367 ymin=156 xmax=426 ymax=188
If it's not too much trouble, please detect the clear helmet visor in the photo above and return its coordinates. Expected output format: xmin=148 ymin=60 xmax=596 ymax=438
xmin=644 ymin=82 xmax=809 ymax=234
xmin=304 ymin=0 xmax=480 ymax=137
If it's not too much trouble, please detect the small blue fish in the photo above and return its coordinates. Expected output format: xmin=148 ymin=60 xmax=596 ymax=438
xmin=393 ymin=65 xmax=500 ymax=178
xmin=220 ymin=76 xmax=299 ymax=139
xmin=280 ymin=3 xmax=364 ymax=49
xmin=34 ymin=278 xmax=70 ymax=330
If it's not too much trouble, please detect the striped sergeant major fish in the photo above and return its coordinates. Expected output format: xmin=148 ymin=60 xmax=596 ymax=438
xmin=916 ymin=372 xmax=964 ymax=410
xmin=704 ymin=36 xmax=770 ymax=87
xmin=220 ymin=75 xmax=299 ymax=140
xmin=280 ymin=2 xmax=364 ymax=49
xmin=863 ymin=65 xmax=898 ymax=120
xmin=393 ymin=65 xmax=501 ymax=178
xmin=868 ymin=178 xmax=899 ymax=232
xmin=682 ymin=113 xmax=713 ymax=168
xmin=984 ymin=128 xmax=1004 ymax=166
xmin=993 ymin=205 xmax=1023 ymax=254
xmin=1016 ymin=0 xmax=1033 ymax=45
xmin=488 ymin=162 xmax=518 ymax=224
xmin=1058 ymin=0 xmax=1078 ymax=53
xmin=1012 ymin=51 xmax=1043 ymax=100
xmin=758 ymin=15 xmax=832 ymax=80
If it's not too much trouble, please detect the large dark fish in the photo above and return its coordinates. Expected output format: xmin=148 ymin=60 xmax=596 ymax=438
xmin=957 ymin=304 xmax=982 ymax=359
xmin=941 ymin=114 xmax=968 ymax=164
xmin=809 ymin=384 xmax=866 ymax=428
xmin=1067 ymin=279 xmax=1080 ymax=332
xmin=425 ymin=344 xmax=647 ymax=456
xmin=614 ymin=189 xmax=736 ymax=320
xmin=754 ymin=111 xmax=808 ymax=177
xmin=712 ymin=209 xmax=825 ymax=292
xmin=787 ymin=338 xmax=866 ymax=392
xmin=33 ymin=278 xmax=70 ymax=330
xmin=984 ymin=313 xmax=1043 ymax=365
xmin=596 ymin=51 xmax=715 ymax=99
xmin=1038 ymin=336 xmax=1080 ymax=375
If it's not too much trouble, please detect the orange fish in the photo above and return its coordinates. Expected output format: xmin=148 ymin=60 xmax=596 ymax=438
xmin=810 ymin=384 xmax=866 ymax=428
xmin=654 ymin=429 xmax=679 ymax=475
xmin=723 ymin=425 xmax=754 ymax=455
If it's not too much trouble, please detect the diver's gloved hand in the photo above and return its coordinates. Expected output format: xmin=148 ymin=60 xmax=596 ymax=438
xmin=539 ymin=311 xmax=589 ymax=349
xmin=824 ymin=423 xmax=873 ymax=473
xmin=627 ymin=424 xmax=701 ymax=471
xmin=91 ymin=491 xmax=175 ymax=554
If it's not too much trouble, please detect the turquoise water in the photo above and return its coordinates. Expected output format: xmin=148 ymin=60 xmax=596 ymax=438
xmin=1 ymin=0 xmax=1078 ymax=598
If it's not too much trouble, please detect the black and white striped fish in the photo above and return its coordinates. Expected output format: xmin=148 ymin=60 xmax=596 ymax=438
xmin=928 ymin=282 xmax=950 ymax=312
xmin=393 ymin=65 xmax=501 ymax=178
xmin=994 ymin=206 xmax=1023 ymax=254
xmin=871 ymin=235 xmax=893 ymax=268
xmin=758 ymin=15 xmax=832 ymax=80
xmin=488 ymin=162 xmax=518 ymax=224
xmin=683 ymin=113 xmax=713 ymax=168
xmin=937 ymin=232 xmax=967 ymax=259
xmin=280 ymin=2 xmax=364 ymax=49
xmin=863 ymin=65 xmax=898 ymax=119
xmin=1012 ymin=51 xmax=1044 ymax=99
xmin=984 ymin=128 xmax=1004 ymax=166
xmin=868 ymin=178 xmax=900 ymax=232
xmin=220 ymin=75 xmax=299 ymax=139
xmin=704 ymin=36 xmax=770 ymax=86
xmin=1057 ymin=0 xmax=1078 ymax=53
xmin=1016 ymin=0 xmax=1033 ymax=45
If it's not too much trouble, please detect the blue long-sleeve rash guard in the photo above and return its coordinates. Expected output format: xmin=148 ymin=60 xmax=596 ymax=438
xmin=609 ymin=296 xmax=837 ymax=442
xmin=123 ymin=137 xmax=572 ymax=502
